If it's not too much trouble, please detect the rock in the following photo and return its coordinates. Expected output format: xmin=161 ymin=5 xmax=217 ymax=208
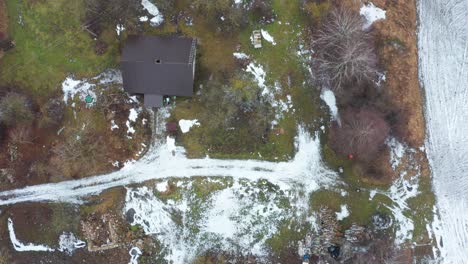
xmin=0 ymin=168 xmax=15 ymax=183
xmin=327 ymin=245 xmax=340 ymax=259
xmin=125 ymin=208 xmax=136 ymax=223
xmin=372 ymin=213 xmax=393 ymax=230
xmin=344 ymin=224 xmax=372 ymax=243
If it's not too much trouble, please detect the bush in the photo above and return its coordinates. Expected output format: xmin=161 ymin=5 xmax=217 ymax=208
xmin=250 ymin=0 xmax=275 ymax=24
xmin=84 ymin=0 xmax=140 ymax=36
xmin=197 ymin=77 xmax=274 ymax=153
xmin=329 ymin=107 xmax=389 ymax=161
xmin=313 ymin=8 xmax=377 ymax=92
xmin=8 ymin=125 xmax=33 ymax=145
xmin=302 ymin=0 xmax=330 ymax=24
xmin=51 ymin=128 xmax=108 ymax=178
xmin=192 ymin=0 xmax=247 ymax=34
xmin=39 ymin=98 xmax=65 ymax=128
xmin=0 ymin=93 xmax=34 ymax=126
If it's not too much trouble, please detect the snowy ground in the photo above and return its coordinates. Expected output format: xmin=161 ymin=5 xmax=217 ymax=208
xmin=0 ymin=125 xmax=336 ymax=205
xmin=418 ymin=0 xmax=468 ymax=262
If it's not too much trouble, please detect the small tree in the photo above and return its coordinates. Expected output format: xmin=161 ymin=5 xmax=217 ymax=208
xmin=314 ymin=8 xmax=377 ymax=91
xmin=329 ymin=107 xmax=389 ymax=161
xmin=0 ymin=93 xmax=33 ymax=126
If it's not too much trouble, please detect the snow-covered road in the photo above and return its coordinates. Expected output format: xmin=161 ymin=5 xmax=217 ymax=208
xmin=418 ymin=0 xmax=468 ymax=262
xmin=0 ymin=128 xmax=336 ymax=206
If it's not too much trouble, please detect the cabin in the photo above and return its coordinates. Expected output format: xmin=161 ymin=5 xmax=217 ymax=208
xmin=121 ymin=35 xmax=197 ymax=108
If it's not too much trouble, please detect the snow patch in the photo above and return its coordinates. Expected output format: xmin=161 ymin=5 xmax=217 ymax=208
xmin=386 ymin=137 xmax=406 ymax=170
xmin=62 ymin=77 xmax=95 ymax=104
xmin=320 ymin=89 xmax=339 ymax=122
xmin=129 ymin=247 xmax=142 ymax=264
xmin=260 ymin=29 xmax=276 ymax=45
xmin=156 ymin=181 xmax=168 ymax=193
xmin=360 ymin=3 xmax=386 ymax=29
xmin=58 ymin=232 xmax=86 ymax=255
xmin=178 ymin=119 xmax=200 ymax=133
xmin=8 ymin=218 xmax=55 ymax=252
xmin=111 ymin=120 xmax=119 ymax=131
xmin=335 ymin=204 xmax=350 ymax=221
xmin=246 ymin=62 xmax=267 ymax=90
xmin=116 ymin=24 xmax=125 ymax=36
xmin=141 ymin=0 xmax=164 ymax=26
xmin=233 ymin=52 xmax=249 ymax=60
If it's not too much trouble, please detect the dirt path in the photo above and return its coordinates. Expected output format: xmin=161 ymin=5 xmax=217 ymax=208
xmin=0 ymin=128 xmax=336 ymax=205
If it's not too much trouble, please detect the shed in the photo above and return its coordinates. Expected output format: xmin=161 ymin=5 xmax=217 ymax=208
xmin=121 ymin=35 xmax=197 ymax=107
xmin=251 ymin=30 xmax=262 ymax=48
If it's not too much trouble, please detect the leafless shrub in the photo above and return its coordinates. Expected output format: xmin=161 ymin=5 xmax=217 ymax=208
xmin=314 ymin=8 xmax=377 ymax=92
xmin=8 ymin=125 xmax=33 ymax=145
xmin=39 ymin=98 xmax=64 ymax=128
xmin=0 ymin=93 xmax=34 ymax=126
xmin=51 ymin=128 xmax=108 ymax=178
xmin=329 ymin=107 xmax=389 ymax=161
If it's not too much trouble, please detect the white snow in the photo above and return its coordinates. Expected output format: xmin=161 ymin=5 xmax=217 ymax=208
xmin=233 ymin=52 xmax=249 ymax=60
xmin=335 ymin=204 xmax=349 ymax=221
xmin=129 ymin=247 xmax=142 ymax=264
xmin=156 ymin=181 xmax=168 ymax=192
xmin=126 ymin=108 xmax=140 ymax=135
xmin=62 ymin=70 xmax=123 ymax=104
xmin=0 ymin=126 xmax=336 ymax=206
xmin=418 ymin=0 xmax=468 ymax=262
xmin=166 ymin=136 xmax=176 ymax=152
xmin=178 ymin=119 xmax=200 ymax=133
xmin=129 ymin=108 xmax=139 ymax=122
xmin=320 ymin=89 xmax=339 ymax=122
xmin=139 ymin=16 xmax=148 ymax=22
xmin=386 ymin=137 xmax=406 ymax=170
xmin=116 ymin=24 xmax=125 ymax=36
xmin=260 ymin=29 xmax=276 ymax=46
xmin=360 ymin=3 xmax=386 ymax=29
xmin=58 ymin=232 xmax=86 ymax=255
xmin=204 ymin=188 xmax=238 ymax=238
xmin=8 ymin=218 xmax=55 ymax=252
xmin=245 ymin=62 xmax=267 ymax=90
xmin=141 ymin=0 xmax=164 ymax=26
xmin=62 ymin=77 xmax=95 ymax=104
xmin=111 ymin=120 xmax=119 ymax=131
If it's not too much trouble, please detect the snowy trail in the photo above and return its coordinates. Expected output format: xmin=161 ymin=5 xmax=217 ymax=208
xmin=0 ymin=128 xmax=335 ymax=206
xmin=418 ymin=0 xmax=468 ymax=262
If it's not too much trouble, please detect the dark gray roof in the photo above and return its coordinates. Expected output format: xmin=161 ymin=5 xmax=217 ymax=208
xmin=144 ymin=94 xmax=163 ymax=108
xmin=121 ymin=35 xmax=196 ymax=105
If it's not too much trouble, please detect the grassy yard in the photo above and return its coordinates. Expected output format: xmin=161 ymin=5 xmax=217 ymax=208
xmin=0 ymin=0 xmax=118 ymax=95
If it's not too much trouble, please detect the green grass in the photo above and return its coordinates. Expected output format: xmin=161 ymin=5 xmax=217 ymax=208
xmin=406 ymin=175 xmax=436 ymax=243
xmin=1 ymin=0 xmax=118 ymax=95
xmin=168 ymin=0 xmax=323 ymax=161
xmin=310 ymin=189 xmax=392 ymax=229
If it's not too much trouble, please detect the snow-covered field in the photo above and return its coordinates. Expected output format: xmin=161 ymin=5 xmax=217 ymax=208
xmin=418 ymin=0 xmax=468 ymax=262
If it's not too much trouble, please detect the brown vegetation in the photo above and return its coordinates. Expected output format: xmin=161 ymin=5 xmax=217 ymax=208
xmin=313 ymin=7 xmax=377 ymax=93
xmin=0 ymin=93 xmax=34 ymax=126
xmin=330 ymin=107 xmax=389 ymax=162
xmin=0 ymin=0 xmax=7 ymax=40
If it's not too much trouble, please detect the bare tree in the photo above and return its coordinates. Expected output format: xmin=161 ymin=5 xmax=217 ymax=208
xmin=314 ymin=8 xmax=377 ymax=91
xmin=329 ymin=107 xmax=389 ymax=161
